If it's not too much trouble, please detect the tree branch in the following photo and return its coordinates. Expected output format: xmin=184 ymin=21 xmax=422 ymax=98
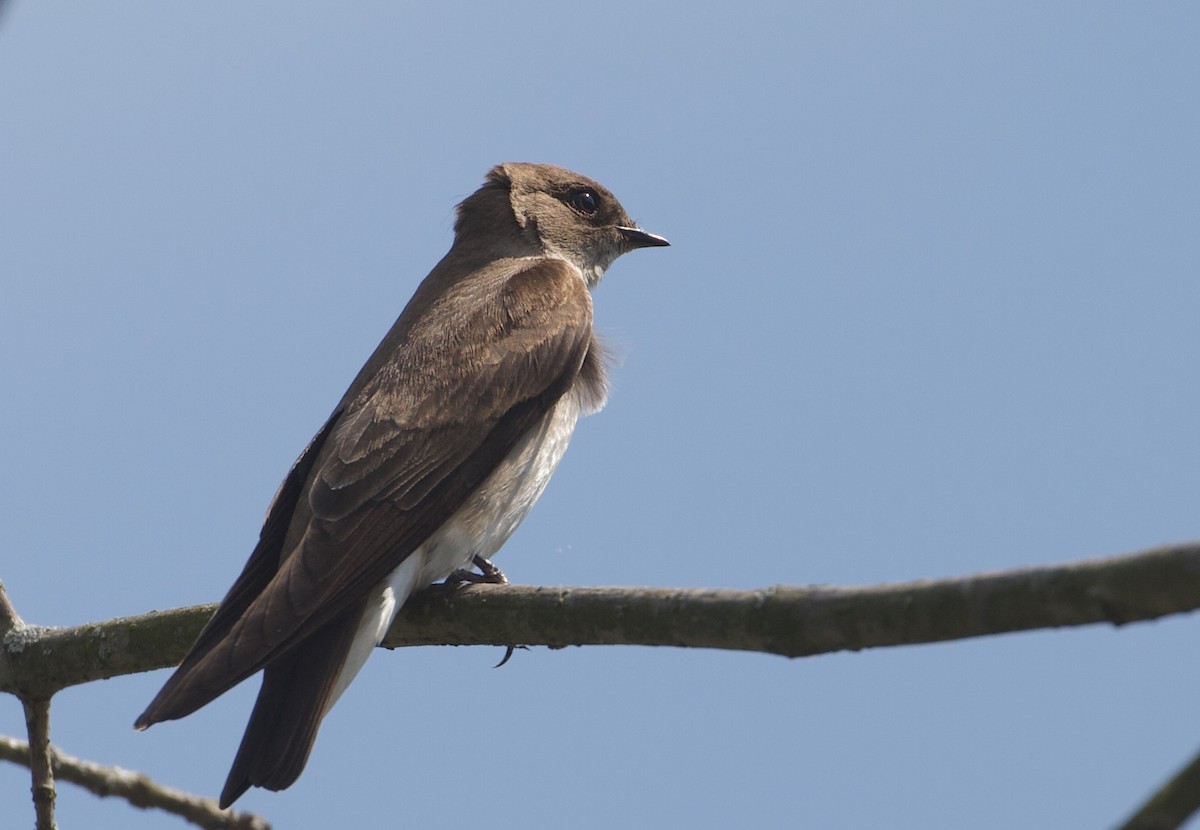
xmin=0 ymin=579 xmax=23 ymax=692
xmin=0 ymin=734 xmax=271 ymax=830
xmin=1115 ymin=746 xmax=1200 ymax=830
xmin=3 ymin=583 xmax=59 ymax=829
xmin=22 ymin=697 xmax=56 ymax=830
xmin=0 ymin=579 xmax=20 ymax=630
xmin=2 ymin=542 xmax=1199 ymax=699
xmin=386 ymin=542 xmax=1200 ymax=652
xmin=3 ymin=545 xmax=1200 ymax=828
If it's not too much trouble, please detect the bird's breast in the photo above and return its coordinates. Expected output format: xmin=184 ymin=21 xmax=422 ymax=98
xmin=329 ymin=386 xmax=585 ymax=709
xmin=413 ymin=393 xmax=582 ymax=585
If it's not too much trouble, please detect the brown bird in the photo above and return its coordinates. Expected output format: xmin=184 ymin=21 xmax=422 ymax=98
xmin=134 ymin=162 xmax=668 ymax=807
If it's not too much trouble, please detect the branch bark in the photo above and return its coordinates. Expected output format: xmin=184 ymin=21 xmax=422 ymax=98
xmin=3 ymin=582 xmax=59 ymax=830
xmin=3 ymin=544 xmax=1200 ymax=829
xmin=2 ymin=542 xmax=1199 ymax=698
xmin=0 ymin=734 xmax=270 ymax=830
xmin=22 ymin=697 xmax=56 ymax=830
xmin=1115 ymin=747 xmax=1200 ymax=830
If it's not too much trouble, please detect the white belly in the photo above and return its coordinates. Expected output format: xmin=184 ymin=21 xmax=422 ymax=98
xmin=327 ymin=394 xmax=581 ymax=708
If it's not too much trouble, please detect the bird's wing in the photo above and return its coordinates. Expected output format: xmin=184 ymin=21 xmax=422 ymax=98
xmin=136 ymin=258 xmax=594 ymax=725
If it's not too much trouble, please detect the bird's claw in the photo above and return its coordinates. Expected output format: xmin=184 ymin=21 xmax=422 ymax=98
xmin=494 ymin=644 xmax=529 ymax=668
xmin=443 ymin=555 xmax=508 ymax=586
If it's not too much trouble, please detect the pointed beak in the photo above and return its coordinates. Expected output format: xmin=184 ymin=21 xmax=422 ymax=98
xmin=617 ymin=226 xmax=671 ymax=249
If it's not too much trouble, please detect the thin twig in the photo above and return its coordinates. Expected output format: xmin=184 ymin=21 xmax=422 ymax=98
xmin=0 ymin=734 xmax=271 ymax=830
xmin=1115 ymin=747 xmax=1200 ymax=830
xmin=0 ymin=579 xmax=21 ymax=630
xmin=0 ymin=579 xmax=23 ymax=696
xmin=22 ymin=697 xmax=56 ymax=830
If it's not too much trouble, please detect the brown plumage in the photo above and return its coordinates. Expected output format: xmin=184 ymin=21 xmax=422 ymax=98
xmin=134 ymin=163 xmax=667 ymax=807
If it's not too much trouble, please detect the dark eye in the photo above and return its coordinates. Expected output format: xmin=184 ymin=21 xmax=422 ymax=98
xmin=568 ymin=189 xmax=599 ymax=216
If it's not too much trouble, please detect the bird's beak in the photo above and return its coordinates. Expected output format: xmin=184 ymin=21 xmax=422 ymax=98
xmin=617 ymin=226 xmax=671 ymax=249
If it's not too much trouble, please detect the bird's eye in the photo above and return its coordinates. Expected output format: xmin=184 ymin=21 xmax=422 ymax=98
xmin=568 ymin=189 xmax=599 ymax=217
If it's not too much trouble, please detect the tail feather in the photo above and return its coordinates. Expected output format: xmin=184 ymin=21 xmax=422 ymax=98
xmin=219 ymin=601 xmax=364 ymax=808
xmin=134 ymin=638 xmax=259 ymax=731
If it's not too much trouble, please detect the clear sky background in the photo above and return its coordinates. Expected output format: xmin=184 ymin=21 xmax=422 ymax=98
xmin=3 ymin=3 xmax=1199 ymax=828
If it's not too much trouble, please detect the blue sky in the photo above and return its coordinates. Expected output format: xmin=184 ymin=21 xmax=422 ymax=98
xmin=3 ymin=3 xmax=1200 ymax=828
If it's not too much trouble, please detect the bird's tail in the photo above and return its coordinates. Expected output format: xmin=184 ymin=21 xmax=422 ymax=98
xmin=220 ymin=553 xmax=426 ymax=807
xmin=219 ymin=603 xmax=363 ymax=808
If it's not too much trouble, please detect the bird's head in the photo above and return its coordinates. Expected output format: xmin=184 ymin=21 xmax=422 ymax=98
xmin=455 ymin=162 xmax=669 ymax=285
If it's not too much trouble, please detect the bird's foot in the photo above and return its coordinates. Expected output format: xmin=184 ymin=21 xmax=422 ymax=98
xmin=472 ymin=555 xmax=508 ymax=584
xmin=444 ymin=554 xmax=509 ymax=586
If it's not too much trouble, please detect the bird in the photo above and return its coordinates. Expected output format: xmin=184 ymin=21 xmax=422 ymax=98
xmin=134 ymin=162 xmax=669 ymax=807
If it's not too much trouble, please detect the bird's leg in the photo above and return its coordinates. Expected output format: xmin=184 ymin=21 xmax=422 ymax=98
xmin=444 ymin=554 xmax=509 ymax=586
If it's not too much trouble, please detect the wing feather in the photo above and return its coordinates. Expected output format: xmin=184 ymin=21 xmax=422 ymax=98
xmin=136 ymin=258 xmax=594 ymax=725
